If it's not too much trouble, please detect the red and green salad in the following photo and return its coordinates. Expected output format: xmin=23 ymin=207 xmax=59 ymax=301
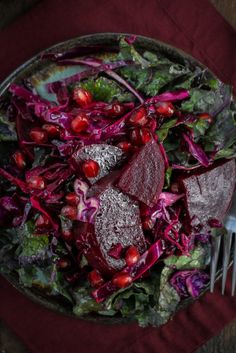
xmin=0 ymin=35 xmax=235 ymax=326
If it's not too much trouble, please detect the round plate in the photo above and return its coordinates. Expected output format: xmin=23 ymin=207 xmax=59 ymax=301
xmin=0 ymin=33 xmax=231 ymax=323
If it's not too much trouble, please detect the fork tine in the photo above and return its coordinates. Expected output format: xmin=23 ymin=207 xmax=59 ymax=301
xmin=210 ymin=236 xmax=221 ymax=293
xmin=231 ymin=233 xmax=236 ymax=296
xmin=222 ymin=231 xmax=233 ymax=295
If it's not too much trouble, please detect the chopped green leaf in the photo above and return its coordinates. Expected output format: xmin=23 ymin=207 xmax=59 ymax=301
xmin=73 ymin=285 xmax=103 ymax=316
xmin=18 ymin=235 xmax=50 ymax=265
xmin=18 ymin=264 xmax=72 ymax=302
xmin=78 ymin=77 xmax=133 ymax=102
xmin=154 ymin=267 xmax=180 ymax=323
xmin=164 ymin=244 xmax=210 ymax=270
xmin=156 ymin=118 xmax=177 ymax=142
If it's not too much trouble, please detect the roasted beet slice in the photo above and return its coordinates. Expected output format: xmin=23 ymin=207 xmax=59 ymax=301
xmin=117 ymin=140 xmax=165 ymax=206
xmin=72 ymin=144 xmax=125 ymax=184
xmin=78 ymin=185 xmax=146 ymax=276
xmin=180 ymin=159 xmax=236 ymax=227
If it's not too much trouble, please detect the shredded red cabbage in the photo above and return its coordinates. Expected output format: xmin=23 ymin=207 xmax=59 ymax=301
xmin=46 ymin=60 xmax=133 ymax=93
xmin=74 ymin=179 xmax=99 ymax=223
xmin=170 ymin=270 xmax=209 ymax=298
xmin=182 ymin=133 xmax=210 ymax=167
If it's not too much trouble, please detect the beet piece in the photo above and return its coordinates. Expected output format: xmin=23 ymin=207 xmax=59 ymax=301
xmin=72 ymin=144 xmax=125 ymax=184
xmin=117 ymin=140 xmax=165 ymax=207
xmin=78 ymin=185 xmax=146 ymax=276
xmin=180 ymin=159 xmax=236 ymax=227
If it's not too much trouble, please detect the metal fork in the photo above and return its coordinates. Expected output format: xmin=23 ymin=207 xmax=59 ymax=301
xmin=210 ymin=194 xmax=236 ymax=295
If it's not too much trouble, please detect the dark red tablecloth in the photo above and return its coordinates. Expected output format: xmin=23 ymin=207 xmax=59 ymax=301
xmin=0 ymin=1 xmax=236 ymax=353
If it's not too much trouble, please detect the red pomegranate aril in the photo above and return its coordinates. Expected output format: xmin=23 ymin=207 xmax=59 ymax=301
xmin=71 ymin=113 xmax=89 ymax=133
xmin=57 ymin=256 xmax=72 ymax=271
xmin=140 ymin=128 xmax=152 ymax=144
xmin=65 ymin=192 xmax=80 ymax=206
xmin=62 ymin=229 xmax=73 ymax=243
xmin=88 ymin=269 xmax=104 ymax=288
xmin=42 ymin=124 xmax=60 ymax=138
xmin=61 ymin=205 xmax=77 ymax=220
xmin=12 ymin=151 xmax=26 ymax=170
xmin=73 ymin=87 xmax=93 ymax=107
xmin=129 ymin=107 xmax=148 ymax=126
xmin=125 ymin=246 xmax=140 ymax=266
xmin=155 ymin=102 xmax=175 ymax=117
xmin=82 ymin=159 xmax=100 ymax=178
xmin=35 ymin=214 xmax=50 ymax=228
xmin=198 ymin=112 xmax=213 ymax=123
xmin=142 ymin=217 xmax=154 ymax=230
xmin=112 ymin=273 xmax=132 ymax=288
xmin=117 ymin=141 xmax=132 ymax=153
xmin=29 ymin=127 xmax=48 ymax=144
xmin=104 ymin=102 xmax=125 ymax=117
xmin=27 ymin=175 xmax=46 ymax=190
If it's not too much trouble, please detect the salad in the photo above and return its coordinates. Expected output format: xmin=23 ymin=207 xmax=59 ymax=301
xmin=0 ymin=35 xmax=235 ymax=327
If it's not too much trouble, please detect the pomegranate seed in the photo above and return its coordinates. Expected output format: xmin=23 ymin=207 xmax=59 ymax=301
xmin=27 ymin=175 xmax=46 ymax=190
xmin=12 ymin=151 xmax=26 ymax=170
xmin=129 ymin=107 xmax=148 ymax=126
xmin=125 ymin=246 xmax=140 ymax=266
xmin=112 ymin=273 xmax=132 ymax=288
xmin=62 ymin=229 xmax=73 ymax=243
xmin=82 ymin=159 xmax=100 ymax=178
xmin=61 ymin=205 xmax=77 ymax=220
xmin=71 ymin=113 xmax=89 ymax=133
xmin=42 ymin=124 xmax=60 ymax=138
xmin=29 ymin=127 xmax=48 ymax=144
xmin=64 ymin=272 xmax=80 ymax=283
xmin=198 ymin=112 xmax=213 ymax=123
xmin=35 ymin=214 xmax=50 ymax=228
xmin=65 ymin=192 xmax=80 ymax=206
xmin=142 ymin=217 xmax=154 ymax=230
xmin=104 ymin=102 xmax=125 ymax=117
xmin=73 ymin=87 xmax=92 ymax=107
xmin=117 ymin=141 xmax=132 ymax=153
xmin=140 ymin=127 xmax=152 ymax=144
xmin=88 ymin=269 xmax=104 ymax=288
xmin=155 ymin=102 xmax=175 ymax=117
xmin=57 ymin=256 xmax=72 ymax=271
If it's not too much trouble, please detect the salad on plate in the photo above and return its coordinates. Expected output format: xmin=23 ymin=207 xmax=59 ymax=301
xmin=0 ymin=35 xmax=235 ymax=327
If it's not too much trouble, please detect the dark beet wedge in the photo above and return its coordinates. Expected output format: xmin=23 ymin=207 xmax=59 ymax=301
xmin=72 ymin=144 xmax=125 ymax=184
xmin=77 ymin=179 xmax=146 ymax=276
xmin=117 ymin=140 xmax=165 ymax=207
xmin=179 ymin=159 xmax=236 ymax=227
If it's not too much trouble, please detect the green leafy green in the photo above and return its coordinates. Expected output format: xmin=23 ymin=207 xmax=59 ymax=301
xmin=181 ymin=85 xmax=231 ymax=115
xmin=78 ymin=77 xmax=133 ymax=102
xmin=164 ymin=244 xmax=210 ymax=270
xmin=73 ymin=285 xmax=103 ymax=316
xmin=156 ymin=118 xmax=177 ymax=142
xmin=0 ymin=228 xmax=20 ymax=273
xmin=18 ymin=264 xmax=72 ymax=302
xmin=164 ymin=167 xmax=172 ymax=189
xmin=203 ymin=106 xmax=236 ymax=153
xmin=119 ymin=37 xmax=149 ymax=68
xmin=18 ymin=235 xmax=50 ymax=265
xmin=154 ymin=267 xmax=180 ymax=324
xmin=188 ymin=119 xmax=210 ymax=140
